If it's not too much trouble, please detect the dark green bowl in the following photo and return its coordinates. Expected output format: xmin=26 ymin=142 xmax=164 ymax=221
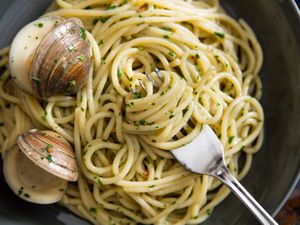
xmin=0 ymin=0 xmax=299 ymax=224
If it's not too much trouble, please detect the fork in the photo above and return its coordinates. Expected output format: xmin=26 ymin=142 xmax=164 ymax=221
xmin=133 ymin=68 xmax=278 ymax=225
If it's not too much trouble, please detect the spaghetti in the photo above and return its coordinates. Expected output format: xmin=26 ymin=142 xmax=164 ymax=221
xmin=0 ymin=0 xmax=264 ymax=224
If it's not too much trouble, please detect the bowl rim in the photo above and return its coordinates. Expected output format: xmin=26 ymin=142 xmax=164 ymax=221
xmin=270 ymin=0 xmax=300 ymax=217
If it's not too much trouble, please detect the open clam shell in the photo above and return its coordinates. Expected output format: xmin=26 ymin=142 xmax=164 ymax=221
xmin=16 ymin=129 xmax=78 ymax=182
xmin=29 ymin=18 xmax=91 ymax=99
xmin=3 ymin=145 xmax=68 ymax=204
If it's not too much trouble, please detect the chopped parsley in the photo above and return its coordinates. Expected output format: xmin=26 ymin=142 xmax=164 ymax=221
xmin=106 ymin=5 xmax=117 ymax=10
xmin=35 ymin=22 xmax=43 ymax=28
xmin=214 ymin=32 xmax=225 ymax=39
xmin=228 ymin=136 xmax=234 ymax=144
xmin=148 ymin=185 xmax=155 ymax=188
xmin=24 ymin=193 xmax=30 ymax=198
xmin=76 ymin=54 xmax=85 ymax=62
xmin=90 ymin=207 xmax=97 ymax=213
xmin=161 ymin=27 xmax=173 ymax=31
xmin=80 ymin=27 xmax=87 ymax=40
xmin=182 ymin=107 xmax=189 ymax=116
xmin=17 ymin=187 xmax=24 ymax=196
xmin=163 ymin=35 xmax=170 ymax=39
xmin=206 ymin=209 xmax=212 ymax=215
xmin=98 ymin=39 xmax=104 ymax=45
xmin=144 ymin=157 xmax=150 ymax=164
xmin=99 ymin=17 xmax=109 ymax=23
xmin=139 ymin=119 xmax=146 ymax=125
xmin=117 ymin=68 xmax=122 ymax=78
xmin=70 ymin=80 xmax=76 ymax=86
xmin=67 ymin=44 xmax=77 ymax=52
xmin=195 ymin=53 xmax=200 ymax=59
xmin=97 ymin=178 xmax=103 ymax=185
xmin=121 ymin=0 xmax=128 ymax=5
xmin=133 ymin=91 xmax=142 ymax=99
xmin=160 ymin=91 xmax=165 ymax=96
xmin=46 ymin=154 xmax=53 ymax=163
xmin=168 ymin=51 xmax=176 ymax=58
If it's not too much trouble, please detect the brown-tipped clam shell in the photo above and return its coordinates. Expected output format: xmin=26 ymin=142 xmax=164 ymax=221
xmin=29 ymin=17 xmax=91 ymax=99
xmin=16 ymin=129 xmax=78 ymax=182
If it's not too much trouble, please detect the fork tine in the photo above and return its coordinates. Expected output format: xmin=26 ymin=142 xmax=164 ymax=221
xmin=146 ymin=73 xmax=159 ymax=89
xmin=139 ymin=80 xmax=147 ymax=92
xmin=154 ymin=67 xmax=164 ymax=81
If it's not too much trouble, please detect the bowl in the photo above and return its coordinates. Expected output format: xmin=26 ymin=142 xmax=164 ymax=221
xmin=0 ymin=0 xmax=299 ymax=224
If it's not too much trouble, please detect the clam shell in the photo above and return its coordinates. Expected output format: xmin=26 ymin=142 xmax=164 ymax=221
xmin=16 ymin=129 xmax=78 ymax=182
xmin=29 ymin=17 xmax=91 ymax=99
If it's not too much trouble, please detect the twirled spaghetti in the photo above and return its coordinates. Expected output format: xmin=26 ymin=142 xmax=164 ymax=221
xmin=0 ymin=0 xmax=264 ymax=224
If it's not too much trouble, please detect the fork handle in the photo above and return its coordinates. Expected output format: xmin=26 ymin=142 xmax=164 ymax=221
xmin=215 ymin=165 xmax=278 ymax=225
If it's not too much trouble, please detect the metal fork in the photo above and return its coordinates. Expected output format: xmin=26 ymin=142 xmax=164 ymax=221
xmin=133 ymin=68 xmax=277 ymax=224
xmin=172 ymin=125 xmax=278 ymax=224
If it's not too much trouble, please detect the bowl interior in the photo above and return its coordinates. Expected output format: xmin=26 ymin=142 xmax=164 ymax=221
xmin=0 ymin=0 xmax=300 ymax=225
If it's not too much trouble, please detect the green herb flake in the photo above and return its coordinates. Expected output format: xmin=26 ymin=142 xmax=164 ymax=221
xmin=144 ymin=157 xmax=150 ymax=164
xmin=182 ymin=107 xmax=189 ymax=116
xmin=214 ymin=32 xmax=225 ymax=39
xmin=76 ymin=54 xmax=85 ymax=62
xmin=138 ymin=15 xmax=144 ymax=18
xmin=137 ymin=46 xmax=144 ymax=51
xmin=161 ymin=27 xmax=173 ymax=31
xmin=169 ymin=114 xmax=174 ymax=119
xmin=46 ymin=154 xmax=53 ymax=163
xmin=97 ymin=178 xmax=103 ymax=185
xmin=151 ymin=139 xmax=156 ymax=143
xmin=160 ymin=91 xmax=165 ymax=96
xmin=121 ymin=0 xmax=128 ymax=5
xmin=98 ymin=39 xmax=104 ymax=45
xmin=35 ymin=22 xmax=43 ymax=28
xmin=24 ymin=193 xmax=30 ymax=198
xmin=133 ymin=91 xmax=142 ymax=99
xmin=117 ymin=68 xmax=122 ymax=78
xmin=139 ymin=119 xmax=146 ymax=125
xmin=80 ymin=27 xmax=87 ymax=40
xmin=17 ymin=187 xmax=24 ymax=196
xmin=32 ymin=77 xmax=41 ymax=85
xmin=206 ymin=209 xmax=212 ymax=216
xmin=90 ymin=207 xmax=97 ymax=213
xmin=228 ymin=136 xmax=234 ymax=144
xmin=106 ymin=5 xmax=117 ymax=10
xmin=69 ymin=80 xmax=76 ymax=86
xmin=81 ymin=107 xmax=85 ymax=112
xmin=67 ymin=44 xmax=77 ymax=52
xmin=192 ymin=215 xmax=199 ymax=219
xmin=168 ymin=51 xmax=176 ymax=58
xmin=99 ymin=17 xmax=109 ymax=23
xmin=163 ymin=35 xmax=170 ymax=39
xmin=195 ymin=53 xmax=200 ymax=59
xmin=148 ymin=185 xmax=155 ymax=188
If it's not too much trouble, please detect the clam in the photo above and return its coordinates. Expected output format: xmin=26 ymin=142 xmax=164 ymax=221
xmin=3 ymin=130 xmax=78 ymax=204
xmin=9 ymin=16 xmax=91 ymax=99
